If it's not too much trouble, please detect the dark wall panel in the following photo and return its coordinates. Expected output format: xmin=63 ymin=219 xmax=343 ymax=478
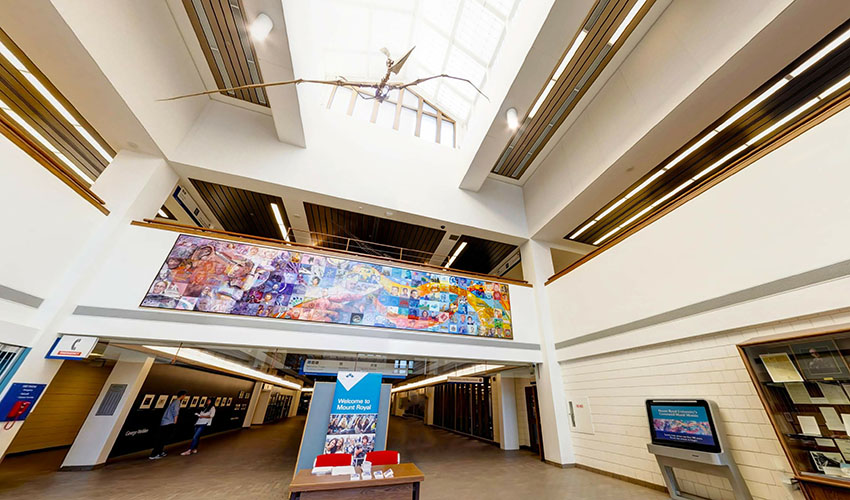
xmin=110 ymin=363 xmax=255 ymax=457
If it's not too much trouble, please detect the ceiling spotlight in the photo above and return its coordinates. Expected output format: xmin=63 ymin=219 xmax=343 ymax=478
xmin=250 ymin=13 xmax=273 ymax=41
xmin=506 ymin=107 xmax=518 ymax=129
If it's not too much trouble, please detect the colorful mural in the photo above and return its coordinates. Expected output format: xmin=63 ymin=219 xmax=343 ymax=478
xmin=141 ymin=235 xmax=512 ymax=339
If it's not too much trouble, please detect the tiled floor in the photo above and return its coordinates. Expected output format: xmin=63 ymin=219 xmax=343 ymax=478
xmin=0 ymin=416 xmax=668 ymax=499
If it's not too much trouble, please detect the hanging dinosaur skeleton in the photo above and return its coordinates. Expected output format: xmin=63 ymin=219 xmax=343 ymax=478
xmin=161 ymin=46 xmax=487 ymax=103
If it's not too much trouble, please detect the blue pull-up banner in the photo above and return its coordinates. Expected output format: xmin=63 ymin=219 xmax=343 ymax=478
xmin=324 ymin=372 xmax=381 ymax=465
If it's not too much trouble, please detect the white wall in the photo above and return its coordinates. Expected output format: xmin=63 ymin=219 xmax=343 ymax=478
xmin=523 ymin=0 xmax=797 ymax=235
xmin=0 ymin=134 xmax=104 ymax=342
xmin=63 ymin=223 xmax=542 ymax=364
xmin=172 ymin=99 xmax=529 ymax=239
xmin=547 ymin=104 xmax=850 ymax=358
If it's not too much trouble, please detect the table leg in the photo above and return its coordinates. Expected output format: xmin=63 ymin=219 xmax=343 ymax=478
xmin=412 ymin=482 xmax=420 ymax=500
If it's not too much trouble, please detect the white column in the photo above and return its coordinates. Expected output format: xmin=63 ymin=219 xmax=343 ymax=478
xmin=495 ymin=374 xmax=519 ymax=451
xmin=61 ymin=350 xmax=154 ymax=469
xmin=520 ymin=239 xmax=575 ymax=465
xmin=289 ymin=390 xmax=301 ymax=417
xmin=424 ymin=386 xmax=435 ymax=426
xmin=243 ymin=381 xmax=263 ymax=427
xmin=0 ymin=151 xmax=177 ymax=460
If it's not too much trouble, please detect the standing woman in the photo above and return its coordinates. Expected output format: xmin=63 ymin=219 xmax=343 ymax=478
xmin=181 ymin=398 xmax=216 ymax=455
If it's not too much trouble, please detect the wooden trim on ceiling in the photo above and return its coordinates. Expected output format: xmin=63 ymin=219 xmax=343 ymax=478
xmin=0 ymin=113 xmax=108 ymax=214
xmin=132 ymin=219 xmax=532 ymax=287
xmin=545 ymin=87 xmax=850 ymax=286
xmin=492 ymin=0 xmax=653 ymax=179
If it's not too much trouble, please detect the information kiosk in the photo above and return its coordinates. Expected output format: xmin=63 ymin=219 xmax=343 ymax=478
xmin=645 ymin=399 xmax=752 ymax=500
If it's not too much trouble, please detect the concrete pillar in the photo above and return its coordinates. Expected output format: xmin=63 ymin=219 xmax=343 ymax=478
xmin=495 ymin=374 xmax=519 ymax=451
xmin=61 ymin=350 xmax=154 ymax=469
xmin=0 ymin=151 xmax=177 ymax=460
xmin=520 ymin=239 xmax=575 ymax=465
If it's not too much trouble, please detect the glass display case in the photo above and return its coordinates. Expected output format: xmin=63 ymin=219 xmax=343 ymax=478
xmin=739 ymin=329 xmax=850 ymax=499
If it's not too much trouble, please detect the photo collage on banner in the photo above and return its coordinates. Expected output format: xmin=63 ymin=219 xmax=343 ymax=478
xmin=141 ymin=234 xmax=512 ymax=338
xmin=325 ymin=372 xmax=382 ymax=465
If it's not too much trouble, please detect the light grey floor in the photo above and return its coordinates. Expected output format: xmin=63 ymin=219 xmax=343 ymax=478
xmin=0 ymin=416 xmax=667 ymax=499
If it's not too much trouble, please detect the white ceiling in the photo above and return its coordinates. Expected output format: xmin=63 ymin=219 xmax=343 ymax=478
xmin=310 ymin=0 xmax=520 ymax=123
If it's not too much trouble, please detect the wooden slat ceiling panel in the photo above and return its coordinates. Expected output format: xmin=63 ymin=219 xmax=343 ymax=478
xmin=446 ymin=236 xmax=518 ymax=275
xmin=183 ymin=0 xmax=269 ymax=107
xmin=303 ymin=202 xmax=445 ymax=263
xmin=492 ymin=0 xmax=654 ymax=180
xmin=567 ymin=25 xmax=850 ymax=245
xmin=189 ymin=179 xmax=291 ymax=241
xmin=0 ymin=29 xmax=114 ymax=182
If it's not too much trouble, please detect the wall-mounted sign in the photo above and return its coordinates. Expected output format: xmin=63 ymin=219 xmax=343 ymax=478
xmin=141 ymin=234 xmax=513 ymax=339
xmin=0 ymin=383 xmax=46 ymax=422
xmin=301 ymin=358 xmax=411 ymax=378
xmin=45 ymin=335 xmax=98 ymax=360
xmin=448 ymin=376 xmax=483 ymax=384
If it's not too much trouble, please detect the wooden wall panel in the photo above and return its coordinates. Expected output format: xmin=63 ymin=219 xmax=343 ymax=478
xmin=7 ymin=360 xmax=113 ymax=454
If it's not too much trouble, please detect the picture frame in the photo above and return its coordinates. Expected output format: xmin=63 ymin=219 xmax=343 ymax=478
xmin=215 ymin=397 xmax=222 ymax=406
xmin=155 ymin=395 xmax=169 ymax=409
xmin=139 ymin=394 xmax=155 ymax=410
xmin=200 ymin=396 xmax=207 ymax=406
xmin=190 ymin=396 xmax=199 ymax=408
xmin=810 ymin=450 xmax=846 ymax=471
xmin=759 ymin=353 xmax=804 ymax=383
xmin=180 ymin=396 xmax=190 ymax=408
xmin=226 ymin=397 xmax=232 ymax=406
xmin=791 ymin=341 xmax=850 ymax=380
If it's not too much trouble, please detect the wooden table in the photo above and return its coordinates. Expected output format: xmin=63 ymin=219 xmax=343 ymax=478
xmin=289 ymin=463 xmax=424 ymax=500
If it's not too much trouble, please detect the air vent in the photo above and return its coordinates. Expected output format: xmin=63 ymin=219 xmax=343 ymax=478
xmin=449 ymin=234 xmax=460 ymax=241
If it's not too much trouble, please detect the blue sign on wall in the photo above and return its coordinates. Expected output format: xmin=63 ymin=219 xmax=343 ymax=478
xmin=0 ymin=383 xmax=46 ymax=422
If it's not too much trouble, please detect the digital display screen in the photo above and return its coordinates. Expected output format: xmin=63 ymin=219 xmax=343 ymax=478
xmin=646 ymin=400 xmax=721 ymax=453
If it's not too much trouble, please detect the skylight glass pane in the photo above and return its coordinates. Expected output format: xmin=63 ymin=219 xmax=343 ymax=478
xmin=437 ymin=85 xmax=470 ymax=121
xmin=402 ymin=89 xmax=420 ymax=110
xmin=440 ymin=119 xmax=455 ymax=147
xmin=423 ymin=100 xmax=437 ymax=115
xmin=420 ymin=0 xmax=460 ymax=36
xmin=331 ymin=87 xmax=353 ymax=114
xmin=455 ymin=1 xmax=504 ymax=65
xmin=398 ymin=106 xmax=418 ymax=135
xmin=445 ymin=47 xmax=486 ymax=99
xmin=483 ymin=0 xmax=517 ymax=18
xmin=412 ymin=25 xmax=449 ymax=74
xmin=376 ymin=100 xmax=397 ymax=128
xmin=353 ymin=94 xmax=375 ymax=122
xmin=420 ymin=113 xmax=438 ymax=142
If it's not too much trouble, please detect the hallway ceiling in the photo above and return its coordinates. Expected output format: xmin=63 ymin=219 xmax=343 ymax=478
xmin=190 ymin=178 xmax=292 ymax=241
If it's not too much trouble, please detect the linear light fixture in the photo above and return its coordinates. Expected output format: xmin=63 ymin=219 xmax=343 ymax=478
xmin=301 ymin=387 xmax=313 ymax=393
xmin=446 ymin=241 xmax=468 ymax=268
xmin=0 ymin=97 xmax=95 ymax=185
xmin=571 ymin=25 xmax=850 ymax=243
xmin=609 ymin=0 xmax=647 ymax=45
xmin=391 ymin=363 xmax=504 ymax=393
xmin=157 ymin=208 xmax=169 ymax=218
xmin=270 ymin=202 xmax=290 ymax=242
xmin=528 ymin=29 xmax=589 ymax=120
xmin=0 ymin=40 xmax=113 ymax=165
xmin=143 ymin=345 xmax=302 ymax=391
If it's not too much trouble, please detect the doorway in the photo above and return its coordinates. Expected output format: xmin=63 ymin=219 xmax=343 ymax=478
xmin=525 ymin=385 xmax=544 ymax=460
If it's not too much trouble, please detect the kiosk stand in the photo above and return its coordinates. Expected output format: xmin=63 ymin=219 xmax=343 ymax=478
xmin=645 ymin=399 xmax=752 ymax=500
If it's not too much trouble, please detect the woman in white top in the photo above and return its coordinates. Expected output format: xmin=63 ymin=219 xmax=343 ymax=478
xmin=181 ymin=399 xmax=216 ymax=455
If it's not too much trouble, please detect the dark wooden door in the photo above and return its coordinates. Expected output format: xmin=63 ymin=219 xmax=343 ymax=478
xmin=525 ymin=385 xmax=544 ymax=460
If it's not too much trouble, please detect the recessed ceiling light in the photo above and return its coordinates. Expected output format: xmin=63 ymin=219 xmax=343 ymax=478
xmin=506 ymin=107 xmax=518 ymax=129
xmin=250 ymin=13 xmax=273 ymax=41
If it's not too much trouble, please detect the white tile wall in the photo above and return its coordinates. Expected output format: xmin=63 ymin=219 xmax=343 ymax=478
xmin=559 ymin=310 xmax=850 ymax=500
